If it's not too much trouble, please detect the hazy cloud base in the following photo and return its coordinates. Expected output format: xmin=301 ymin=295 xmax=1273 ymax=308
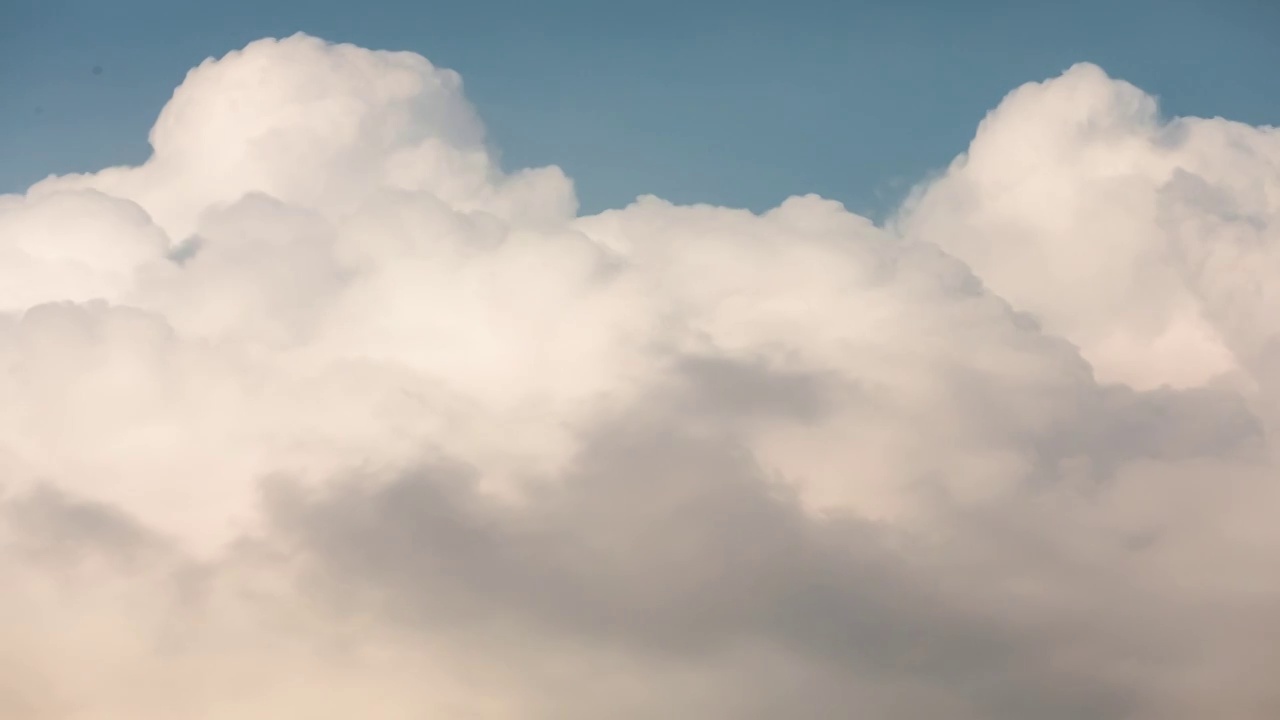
xmin=2 ymin=33 xmax=1279 ymax=719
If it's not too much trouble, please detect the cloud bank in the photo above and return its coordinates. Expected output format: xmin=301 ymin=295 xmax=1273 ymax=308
xmin=2 ymin=33 xmax=1279 ymax=719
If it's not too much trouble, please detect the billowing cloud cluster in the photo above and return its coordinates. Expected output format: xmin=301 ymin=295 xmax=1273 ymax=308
xmin=2 ymin=33 xmax=1279 ymax=719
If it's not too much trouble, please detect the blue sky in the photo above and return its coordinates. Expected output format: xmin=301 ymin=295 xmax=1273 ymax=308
xmin=3 ymin=0 xmax=1278 ymax=218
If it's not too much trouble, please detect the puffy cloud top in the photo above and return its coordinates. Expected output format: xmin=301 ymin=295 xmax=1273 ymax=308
xmin=2 ymin=33 xmax=1279 ymax=720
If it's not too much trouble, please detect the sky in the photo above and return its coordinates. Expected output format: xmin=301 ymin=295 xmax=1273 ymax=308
xmin=3 ymin=4 xmax=1280 ymax=720
xmin=3 ymin=0 xmax=1279 ymax=218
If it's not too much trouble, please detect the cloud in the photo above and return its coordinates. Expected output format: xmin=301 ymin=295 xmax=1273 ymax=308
xmin=2 ymin=33 xmax=1279 ymax=719
xmin=893 ymin=63 xmax=1280 ymax=392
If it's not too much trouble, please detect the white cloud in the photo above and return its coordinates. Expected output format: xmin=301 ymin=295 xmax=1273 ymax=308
xmin=894 ymin=63 xmax=1280 ymax=391
xmin=2 ymin=33 xmax=1279 ymax=719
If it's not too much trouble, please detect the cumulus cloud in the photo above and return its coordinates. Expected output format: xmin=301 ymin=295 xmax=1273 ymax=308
xmin=2 ymin=33 xmax=1279 ymax=719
